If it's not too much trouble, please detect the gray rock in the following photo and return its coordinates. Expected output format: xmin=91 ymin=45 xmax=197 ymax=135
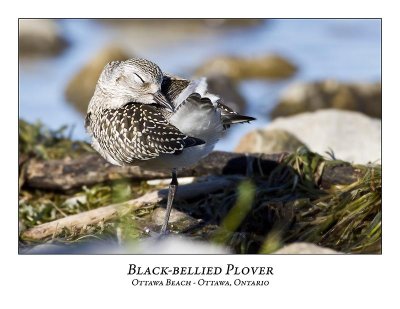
xmin=272 ymin=242 xmax=341 ymax=254
xmin=195 ymin=54 xmax=297 ymax=81
xmin=133 ymin=236 xmax=231 ymax=254
xmin=96 ymin=20 xmax=264 ymax=54
xmin=101 ymin=19 xmax=263 ymax=28
xmin=19 ymin=19 xmax=67 ymax=56
xmin=65 ymin=46 xmax=132 ymax=114
xmin=21 ymin=243 xmax=77 ymax=254
xmin=235 ymin=128 xmax=306 ymax=154
xmin=22 ymin=236 xmax=230 ymax=254
xmin=267 ymin=109 xmax=381 ymax=164
xmin=202 ymin=19 xmax=264 ymax=28
xmin=271 ymin=80 xmax=381 ymax=119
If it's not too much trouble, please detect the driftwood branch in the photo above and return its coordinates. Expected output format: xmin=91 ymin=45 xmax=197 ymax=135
xmin=20 ymin=177 xmax=235 ymax=241
xmin=23 ymin=151 xmax=362 ymax=191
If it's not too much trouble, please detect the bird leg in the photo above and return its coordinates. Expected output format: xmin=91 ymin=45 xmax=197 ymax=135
xmin=160 ymin=168 xmax=178 ymax=235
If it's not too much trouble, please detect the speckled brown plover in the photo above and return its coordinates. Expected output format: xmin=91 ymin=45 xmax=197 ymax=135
xmin=85 ymin=58 xmax=255 ymax=235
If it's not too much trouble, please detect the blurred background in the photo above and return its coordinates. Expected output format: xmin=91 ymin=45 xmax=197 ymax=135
xmin=19 ymin=18 xmax=381 ymax=162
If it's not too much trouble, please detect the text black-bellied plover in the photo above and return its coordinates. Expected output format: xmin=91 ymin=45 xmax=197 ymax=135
xmin=85 ymin=58 xmax=255 ymax=235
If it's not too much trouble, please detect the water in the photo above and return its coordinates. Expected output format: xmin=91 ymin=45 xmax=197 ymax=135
xmin=19 ymin=19 xmax=381 ymax=151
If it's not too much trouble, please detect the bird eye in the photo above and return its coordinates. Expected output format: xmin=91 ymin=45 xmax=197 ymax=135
xmin=134 ymin=73 xmax=145 ymax=84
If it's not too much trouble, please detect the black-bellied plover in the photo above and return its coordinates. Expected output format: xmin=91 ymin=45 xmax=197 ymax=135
xmin=85 ymin=58 xmax=255 ymax=235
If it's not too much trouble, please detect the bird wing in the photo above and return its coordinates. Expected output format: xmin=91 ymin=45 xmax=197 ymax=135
xmin=216 ymin=101 xmax=256 ymax=126
xmin=91 ymin=103 xmax=204 ymax=164
xmin=161 ymin=73 xmax=190 ymax=104
xmin=162 ymin=74 xmax=210 ymax=108
xmin=161 ymin=74 xmax=255 ymax=127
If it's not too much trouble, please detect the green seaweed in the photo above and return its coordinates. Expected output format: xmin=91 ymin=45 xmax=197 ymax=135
xmin=19 ymin=118 xmax=93 ymax=160
xmin=18 ymin=120 xmax=382 ymax=254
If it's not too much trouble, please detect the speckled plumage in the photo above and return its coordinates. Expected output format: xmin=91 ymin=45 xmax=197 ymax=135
xmin=87 ymin=103 xmax=201 ymax=165
xmin=86 ymin=58 xmax=255 ymax=169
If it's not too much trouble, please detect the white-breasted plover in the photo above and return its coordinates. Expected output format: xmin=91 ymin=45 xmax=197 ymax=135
xmin=85 ymin=58 xmax=255 ymax=234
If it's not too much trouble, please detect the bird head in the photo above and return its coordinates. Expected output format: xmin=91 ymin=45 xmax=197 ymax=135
xmin=93 ymin=58 xmax=174 ymax=111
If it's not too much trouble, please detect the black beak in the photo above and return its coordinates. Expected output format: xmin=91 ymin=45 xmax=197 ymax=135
xmin=153 ymin=91 xmax=174 ymax=112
